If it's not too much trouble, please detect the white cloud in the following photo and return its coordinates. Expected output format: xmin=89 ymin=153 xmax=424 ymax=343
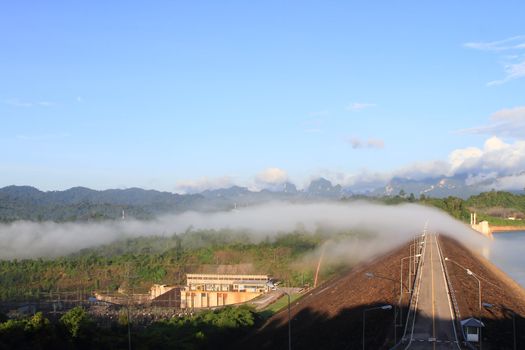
xmin=399 ymin=137 xmax=525 ymax=180
xmin=461 ymin=106 xmax=525 ymax=138
xmin=464 ymin=35 xmax=525 ymax=51
xmin=175 ymin=176 xmax=235 ymax=194
xmin=492 ymin=106 xmax=525 ymax=122
xmin=256 ymin=167 xmax=288 ymax=185
xmin=327 ymin=170 xmax=392 ymax=190
xmin=488 ymin=173 xmax=525 ymax=191
xmin=346 ymin=102 xmax=376 ymax=111
xmin=393 ymin=160 xmax=450 ymax=180
xmin=139 ymin=107 xmax=525 ymax=194
xmin=347 ymin=137 xmax=385 ymax=149
xmin=464 ymin=35 xmax=525 ymax=85
xmin=465 ymin=172 xmax=499 ymax=186
xmin=4 ymin=99 xmax=33 ymax=107
xmin=487 ymin=59 xmax=525 ymax=86
xmin=4 ymin=99 xmax=55 ymax=107
xmin=371 ymin=135 xmax=525 ymax=190
xmin=448 ymin=146 xmax=484 ymax=175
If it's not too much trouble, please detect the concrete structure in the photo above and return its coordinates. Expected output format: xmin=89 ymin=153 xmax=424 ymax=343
xmin=180 ymin=273 xmax=270 ymax=309
xmin=151 ymin=286 xmax=181 ymax=307
xmin=94 ymin=284 xmax=179 ymax=306
xmin=93 ymin=292 xmax=151 ymax=305
xmin=150 ymin=284 xmax=177 ymax=299
xmin=470 ymin=212 xmax=494 ymax=239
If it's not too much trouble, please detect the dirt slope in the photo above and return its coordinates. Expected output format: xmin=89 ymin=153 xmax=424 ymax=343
xmin=237 ymin=241 xmax=414 ymax=349
xmin=238 ymin=235 xmax=525 ymax=350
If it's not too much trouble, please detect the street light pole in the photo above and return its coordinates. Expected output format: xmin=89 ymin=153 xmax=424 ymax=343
xmin=401 ymin=253 xmax=422 ymax=295
xmin=267 ymin=281 xmax=291 ymax=350
xmin=400 ymin=256 xmax=411 ymax=295
xmin=444 ymin=258 xmax=482 ymax=310
xmin=466 ymin=269 xmax=482 ymax=312
xmin=365 ymin=273 xmax=398 ymax=343
xmin=445 ymin=258 xmax=483 ymax=349
xmin=362 ymin=305 xmax=393 ymax=350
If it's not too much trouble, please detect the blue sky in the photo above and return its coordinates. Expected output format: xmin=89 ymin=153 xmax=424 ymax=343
xmin=1 ymin=1 xmax=525 ymax=192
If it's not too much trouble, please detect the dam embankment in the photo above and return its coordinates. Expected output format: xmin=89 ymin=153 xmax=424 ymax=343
xmin=440 ymin=235 xmax=525 ymax=349
xmin=239 ymin=235 xmax=525 ymax=349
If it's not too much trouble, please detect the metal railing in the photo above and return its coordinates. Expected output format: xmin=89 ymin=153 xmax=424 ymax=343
xmin=437 ymin=235 xmax=476 ymax=350
xmin=400 ymin=233 xmax=427 ymax=343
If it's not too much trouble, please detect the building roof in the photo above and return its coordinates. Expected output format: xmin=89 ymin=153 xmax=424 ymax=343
xmin=187 ymin=273 xmax=268 ymax=278
xmin=461 ymin=318 xmax=485 ymax=328
xmin=232 ymin=280 xmax=269 ymax=285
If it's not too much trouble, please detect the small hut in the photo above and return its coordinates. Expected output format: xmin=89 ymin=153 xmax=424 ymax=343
xmin=461 ymin=317 xmax=485 ymax=342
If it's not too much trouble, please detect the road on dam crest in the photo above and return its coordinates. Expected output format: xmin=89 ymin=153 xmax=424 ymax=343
xmin=403 ymin=234 xmax=460 ymax=349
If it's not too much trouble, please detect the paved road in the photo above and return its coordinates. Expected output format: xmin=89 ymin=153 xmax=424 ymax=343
xmin=404 ymin=234 xmax=460 ymax=349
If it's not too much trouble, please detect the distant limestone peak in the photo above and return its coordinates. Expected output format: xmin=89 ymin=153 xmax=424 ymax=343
xmin=307 ymin=178 xmax=343 ymax=198
xmin=282 ymin=182 xmax=298 ymax=193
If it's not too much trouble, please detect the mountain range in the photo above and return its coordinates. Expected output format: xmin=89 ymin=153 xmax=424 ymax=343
xmin=0 ymin=175 xmax=517 ymax=222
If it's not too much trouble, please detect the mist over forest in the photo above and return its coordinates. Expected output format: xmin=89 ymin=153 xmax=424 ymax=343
xmin=0 ymin=201 xmax=482 ymax=260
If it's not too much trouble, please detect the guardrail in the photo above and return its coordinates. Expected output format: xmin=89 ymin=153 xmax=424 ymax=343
xmin=436 ymin=234 xmax=475 ymax=350
xmin=400 ymin=233 xmax=427 ymax=344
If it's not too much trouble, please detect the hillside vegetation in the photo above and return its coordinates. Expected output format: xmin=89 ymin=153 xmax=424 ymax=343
xmin=378 ymin=190 xmax=525 ymax=225
xmin=0 ymin=229 xmax=355 ymax=301
xmin=1 ymin=184 xmax=524 ymax=224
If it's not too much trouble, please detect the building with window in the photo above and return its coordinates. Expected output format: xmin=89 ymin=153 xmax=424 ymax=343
xmin=180 ymin=273 xmax=270 ymax=309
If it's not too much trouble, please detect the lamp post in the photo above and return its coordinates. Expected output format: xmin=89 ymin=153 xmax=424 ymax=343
xmin=401 ymin=254 xmax=421 ymax=295
xmin=411 ymin=234 xmax=425 ymax=274
xmin=267 ymin=281 xmax=291 ymax=350
xmin=445 ymin=258 xmax=483 ymax=349
xmin=444 ymin=258 xmax=482 ymax=311
xmin=401 ymin=256 xmax=411 ymax=295
xmin=365 ymin=273 xmax=398 ymax=343
xmin=466 ymin=269 xmax=482 ymax=312
xmin=483 ymin=302 xmax=517 ymax=350
xmin=467 ymin=269 xmax=483 ymax=350
xmin=362 ymin=305 xmax=392 ymax=350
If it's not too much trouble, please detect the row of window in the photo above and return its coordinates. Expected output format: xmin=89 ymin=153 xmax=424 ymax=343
xmin=187 ymin=275 xmax=268 ymax=281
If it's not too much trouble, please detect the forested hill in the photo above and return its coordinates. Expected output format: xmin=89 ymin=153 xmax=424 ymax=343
xmin=0 ymin=180 xmax=345 ymax=222
xmin=466 ymin=191 xmax=525 ymax=212
xmin=1 ymin=184 xmax=524 ymax=224
xmin=419 ymin=190 xmax=525 ymax=224
xmin=0 ymin=186 xmax=205 ymax=222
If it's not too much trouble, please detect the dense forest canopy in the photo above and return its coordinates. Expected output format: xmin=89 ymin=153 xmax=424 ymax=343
xmin=2 ymin=184 xmax=523 ymax=223
xmin=0 ymin=228 xmax=356 ymax=301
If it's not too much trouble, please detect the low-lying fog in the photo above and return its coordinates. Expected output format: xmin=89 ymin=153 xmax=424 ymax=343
xmin=0 ymin=201 xmax=485 ymax=260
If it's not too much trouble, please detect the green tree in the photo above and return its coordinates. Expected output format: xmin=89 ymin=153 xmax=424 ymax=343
xmin=25 ymin=312 xmax=50 ymax=332
xmin=60 ymin=306 xmax=92 ymax=338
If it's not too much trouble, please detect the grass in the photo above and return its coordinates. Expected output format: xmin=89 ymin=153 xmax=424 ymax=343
xmin=258 ymin=293 xmax=303 ymax=319
xmin=478 ymin=215 xmax=525 ymax=227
